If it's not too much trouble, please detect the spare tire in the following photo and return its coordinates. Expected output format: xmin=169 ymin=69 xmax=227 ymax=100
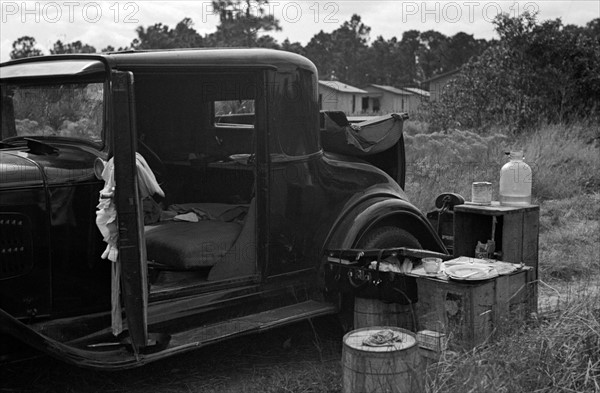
xmin=357 ymin=226 xmax=420 ymax=306
xmin=337 ymin=226 xmax=423 ymax=331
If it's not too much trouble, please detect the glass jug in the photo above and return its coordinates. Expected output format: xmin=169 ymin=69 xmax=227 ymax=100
xmin=499 ymin=151 xmax=532 ymax=206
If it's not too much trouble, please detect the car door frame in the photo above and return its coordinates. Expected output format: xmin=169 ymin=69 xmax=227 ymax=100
xmin=110 ymin=70 xmax=148 ymax=354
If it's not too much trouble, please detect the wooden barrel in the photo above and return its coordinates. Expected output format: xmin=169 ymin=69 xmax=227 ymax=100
xmin=342 ymin=327 xmax=424 ymax=393
xmin=354 ymin=297 xmax=418 ymax=331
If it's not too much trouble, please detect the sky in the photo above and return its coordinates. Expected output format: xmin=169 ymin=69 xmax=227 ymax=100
xmin=1 ymin=1 xmax=599 ymax=62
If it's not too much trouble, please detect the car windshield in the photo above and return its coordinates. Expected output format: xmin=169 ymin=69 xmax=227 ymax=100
xmin=1 ymin=81 xmax=104 ymax=146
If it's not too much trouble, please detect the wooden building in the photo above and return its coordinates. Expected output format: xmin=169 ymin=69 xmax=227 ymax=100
xmin=362 ymin=84 xmax=429 ymax=115
xmin=318 ymin=80 xmax=367 ymax=114
xmin=422 ymin=69 xmax=461 ymax=102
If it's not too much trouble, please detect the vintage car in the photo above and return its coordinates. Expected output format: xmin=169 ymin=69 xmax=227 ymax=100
xmin=0 ymin=49 xmax=447 ymax=369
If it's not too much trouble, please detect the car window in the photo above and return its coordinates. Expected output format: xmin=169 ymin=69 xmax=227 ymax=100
xmin=1 ymin=82 xmax=104 ymax=146
xmin=214 ymin=100 xmax=254 ymax=129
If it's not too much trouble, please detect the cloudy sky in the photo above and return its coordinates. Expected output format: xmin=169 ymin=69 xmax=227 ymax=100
xmin=1 ymin=1 xmax=598 ymax=62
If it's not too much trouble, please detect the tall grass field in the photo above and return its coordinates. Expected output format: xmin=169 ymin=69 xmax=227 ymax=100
xmin=403 ymin=121 xmax=600 ymax=393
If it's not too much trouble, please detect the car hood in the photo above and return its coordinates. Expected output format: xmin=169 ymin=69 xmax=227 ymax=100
xmin=0 ymin=144 xmax=98 ymax=189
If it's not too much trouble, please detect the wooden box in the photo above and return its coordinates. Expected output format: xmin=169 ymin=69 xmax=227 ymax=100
xmin=453 ymin=203 xmax=539 ymax=278
xmin=415 ymin=267 xmax=536 ymax=350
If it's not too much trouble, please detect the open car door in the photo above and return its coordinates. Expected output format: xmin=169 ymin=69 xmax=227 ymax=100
xmin=111 ymin=70 xmax=148 ymax=355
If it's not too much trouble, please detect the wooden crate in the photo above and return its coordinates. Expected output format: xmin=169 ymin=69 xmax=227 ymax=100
xmin=426 ymin=210 xmax=455 ymax=254
xmin=453 ymin=202 xmax=540 ymax=277
xmin=415 ymin=267 xmax=536 ymax=350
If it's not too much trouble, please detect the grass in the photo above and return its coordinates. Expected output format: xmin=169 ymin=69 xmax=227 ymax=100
xmin=403 ymin=119 xmax=431 ymax=136
xmin=401 ymin=121 xmax=599 ymax=283
xmin=424 ymin=190 xmax=600 ymax=392
xmin=402 ymin=120 xmax=600 ymax=393
xmin=518 ymin=123 xmax=600 ymax=200
xmin=1 ymin=121 xmax=598 ymax=392
xmin=403 ymin=128 xmax=508 ymax=212
xmin=539 ymin=193 xmax=600 ymax=281
xmin=426 ymin=286 xmax=600 ymax=393
xmin=403 ymin=121 xmax=600 ymax=212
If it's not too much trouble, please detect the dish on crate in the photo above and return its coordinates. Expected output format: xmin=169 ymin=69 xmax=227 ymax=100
xmin=445 ymin=264 xmax=499 ymax=281
xmin=229 ymin=154 xmax=251 ymax=164
xmin=422 ymin=257 xmax=442 ymax=274
xmin=444 ymin=256 xmax=489 ymax=266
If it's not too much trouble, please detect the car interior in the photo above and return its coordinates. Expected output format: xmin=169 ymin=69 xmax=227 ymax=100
xmin=131 ymin=71 xmax=259 ymax=290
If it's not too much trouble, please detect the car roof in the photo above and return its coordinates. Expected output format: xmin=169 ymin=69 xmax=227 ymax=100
xmin=0 ymin=48 xmax=317 ymax=78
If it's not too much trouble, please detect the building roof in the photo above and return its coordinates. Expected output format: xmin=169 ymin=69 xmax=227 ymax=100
xmin=367 ymin=84 xmax=412 ymax=96
xmin=421 ymin=68 xmax=461 ymax=84
xmin=401 ymin=87 xmax=430 ymax=97
xmin=319 ymin=80 xmax=367 ymax=94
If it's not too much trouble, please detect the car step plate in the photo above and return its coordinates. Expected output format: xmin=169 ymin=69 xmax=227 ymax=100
xmin=168 ymin=300 xmax=337 ymax=348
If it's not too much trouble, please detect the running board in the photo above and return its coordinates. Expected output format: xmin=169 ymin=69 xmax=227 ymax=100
xmin=168 ymin=300 xmax=338 ymax=348
xmin=1 ymin=301 xmax=337 ymax=370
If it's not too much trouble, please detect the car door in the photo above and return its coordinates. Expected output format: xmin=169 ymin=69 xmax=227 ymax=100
xmin=110 ymin=70 xmax=148 ymax=354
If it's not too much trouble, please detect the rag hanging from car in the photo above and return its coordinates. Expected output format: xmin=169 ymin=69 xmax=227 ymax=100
xmin=95 ymin=153 xmax=164 ymax=335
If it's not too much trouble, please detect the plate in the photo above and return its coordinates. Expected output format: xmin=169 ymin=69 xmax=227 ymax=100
xmin=445 ymin=264 xmax=499 ymax=281
xmin=229 ymin=154 xmax=251 ymax=164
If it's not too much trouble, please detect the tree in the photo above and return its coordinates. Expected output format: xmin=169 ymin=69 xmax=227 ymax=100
xmin=429 ymin=12 xmax=600 ymax=131
xmin=331 ymin=14 xmax=371 ymax=84
xmin=364 ymin=36 xmax=412 ymax=86
xmin=206 ymin=0 xmax=281 ymax=47
xmin=585 ymin=18 xmax=600 ymax=40
xmin=397 ymin=30 xmax=423 ymax=83
xmin=131 ymin=17 xmax=203 ymax=49
xmin=10 ymin=36 xmax=42 ymax=59
xmin=280 ymin=38 xmax=305 ymax=56
xmin=50 ymin=40 xmax=96 ymax=54
xmin=255 ymin=35 xmax=280 ymax=49
xmin=304 ymin=14 xmax=371 ymax=85
xmin=304 ymin=30 xmax=338 ymax=80
xmin=444 ymin=33 xmax=489 ymax=73
xmin=417 ymin=30 xmax=447 ymax=79
xmin=100 ymin=45 xmax=130 ymax=53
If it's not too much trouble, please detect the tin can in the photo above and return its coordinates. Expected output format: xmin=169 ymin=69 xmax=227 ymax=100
xmin=471 ymin=182 xmax=492 ymax=205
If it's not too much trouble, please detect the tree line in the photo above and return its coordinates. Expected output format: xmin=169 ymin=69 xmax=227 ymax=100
xmin=8 ymin=1 xmax=599 ymax=131
xmin=9 ymin=0 xmax=488 ymax=88
xmin=429 ymin=13 xmax=600 ymax=131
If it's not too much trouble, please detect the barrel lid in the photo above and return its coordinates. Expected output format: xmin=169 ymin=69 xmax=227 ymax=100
xmin=344 ymin=327 xmax=416 ymax=352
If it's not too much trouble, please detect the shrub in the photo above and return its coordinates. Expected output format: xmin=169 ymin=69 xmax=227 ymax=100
xmin=428 ymin=14 xmax=600 ymax=132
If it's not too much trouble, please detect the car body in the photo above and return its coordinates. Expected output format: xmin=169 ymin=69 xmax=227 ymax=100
xmin=0 ymin=48 xmax=446 ymax=369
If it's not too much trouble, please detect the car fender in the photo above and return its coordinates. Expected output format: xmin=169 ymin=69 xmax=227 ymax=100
xmin=324 ymin=196 xmax=447 ymax=253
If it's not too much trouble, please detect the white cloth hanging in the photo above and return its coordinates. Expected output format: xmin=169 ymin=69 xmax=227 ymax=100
xmin=95 ymin=153 xmax=164 ymax=336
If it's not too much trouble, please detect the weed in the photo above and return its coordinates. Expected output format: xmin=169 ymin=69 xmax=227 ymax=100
xmin=404 ymin=122 xmax=600 ymax=211
xmin=403 ymin=120 xmax=430 ymax=136
xmin=427 ymin=281 xmax=600 ymax=393
xmin=2 ymin=122 xmax=597 ymax=392
xmin=405 ymin=122 xmax=600 ymax=393
xmin=516 ymin=124 xmax=600 ymax=200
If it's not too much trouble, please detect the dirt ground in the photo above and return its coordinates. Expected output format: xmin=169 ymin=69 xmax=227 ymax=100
xmin=3 ymin=281 xmax=598 ymax=393
xmin=0 ymin=316 xmax=344 ymax=393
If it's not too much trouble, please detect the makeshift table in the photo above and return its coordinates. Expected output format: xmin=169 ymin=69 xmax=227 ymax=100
xmin=408 ymin=259 xmax=536 ymax=350
xmin=453 ymin=202 xmax=539 ymax=276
